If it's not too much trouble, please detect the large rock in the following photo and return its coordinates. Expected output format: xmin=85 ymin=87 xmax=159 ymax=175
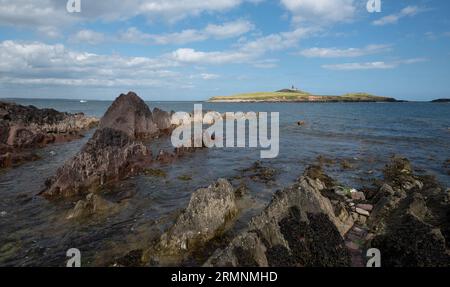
xmin=143 ymin=179 xmax=238 ymax=265
xmin=0 ymin=101 xmax=98 ymax=169
xmin=99 ymin=92 xmax=158 ymax=139
xmin=40 ymin=92 xmax=176 ymax=198
xmin=204 ymin=174 xmax=352 ymax=267
xmin=152 ymin=108 xmax=172 ymax=131
xmin=368 ymin=157 xmax=450 ymax=266
xmin=41 ymin=128 xmax=150 ymax=198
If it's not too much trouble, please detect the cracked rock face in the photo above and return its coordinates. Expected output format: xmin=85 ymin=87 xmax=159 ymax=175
xmin=143 ymin=178 xmax=238 ymax=265
xmin=368 ymin=157 xmax=450 ymax=267
xmin=204 ymin=174 xmax=352 ymax=267
xmin=0 ymin=101 xmax=98 ymax=169
xmin=41 ymin=128 xmax=150 ymax=198
xmin=99 ymin=92 xmax=159 ymax=139
xmin=40 ymin=92 xmax=166 ymax=198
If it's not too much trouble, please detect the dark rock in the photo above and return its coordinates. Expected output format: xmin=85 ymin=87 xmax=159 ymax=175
xmin=431 ymin=98 xmax=450 ymax=103
xmin=368 ymin=157 xmax=450 ymax=266
xmin=156 ymin=149 xmax=176 ymax=164
xmin=303 ymin=165 xmax=335 ymax=188
xmin=143 ymin=179 xmax=238 ymax=265
xmin=152 ymin=108 xmax=172 ymax=131
xmin=340 ymin=159 xmax=353 ymax=170
xmin=0 ymin=101 xmax=98 ymax=169
xmin=41 ymin=92 xmax=177 ymax=198
xmin=112 ymin=250 xmax=144 ymax=267
xmin=66 ymin=193 xmax=118 ymax=219
xmin=143 ymin=168 xmax=167 ymax=177
xmin=99 ymin=92 xmax=158 ymax=139
xmin=243 ymin=161 xmax=277 ymax=183
xmin=383 ymin=156 xmax=423 ymax=191
xmin=41 ymin=128 xmax=151 ymax=198
xmin=371 ymin=214 xmax=450 ymax=266
xmin=205 ymin=173 xmax=353 ymax=267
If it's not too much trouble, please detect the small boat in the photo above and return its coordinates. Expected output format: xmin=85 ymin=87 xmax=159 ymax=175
xmin=79 ymin=100 xmax=87 ymax=103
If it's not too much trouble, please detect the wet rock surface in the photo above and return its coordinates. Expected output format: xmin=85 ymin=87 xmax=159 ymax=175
xmin=204 ymin=169 xmax=353 ymax=267
xmin=142 ymin=178 xmax=238 ymax=265
xmin=98 ymin=92 xmax=159 ymax=139
xmin=0 ymin=101 xmax=98 ymax=169
xmin=66 ymin=193 xmax=118 ymax=220
xmin=40 ymin=92 xmax=175 ymax=198
xmin=367 ymin=157 xmax=450 ymax=266
xmin=242 ymin=161 xmax=277 ymax=184
xmin=41 ymin=127 xmax=151 ymax=198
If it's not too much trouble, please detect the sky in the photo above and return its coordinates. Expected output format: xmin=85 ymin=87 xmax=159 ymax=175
xmin=0 ymin=0 xmax=449 ymax=101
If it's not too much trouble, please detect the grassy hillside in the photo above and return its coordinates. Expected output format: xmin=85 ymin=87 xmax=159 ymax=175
xmin=209 ymin=90 xmax=397 ymax=102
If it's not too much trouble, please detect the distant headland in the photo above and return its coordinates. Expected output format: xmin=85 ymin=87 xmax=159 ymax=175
xmin=208 ymin=88 xmax=399 ymax=103
xmin=431 ymin=98 xmax=450 ymax=103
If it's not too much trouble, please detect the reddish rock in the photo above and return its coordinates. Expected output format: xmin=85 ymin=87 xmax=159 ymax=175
xmin=0 ymin=100 xmax=98 ymax=169
xmin=99 ymin=92 xmax=158 ymax=139
xmin=40 ymin=92 xmax=174 ymax=198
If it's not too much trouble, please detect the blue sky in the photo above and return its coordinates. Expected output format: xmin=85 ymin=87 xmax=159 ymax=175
xmin=0 ymin=0 xmax=449 ymax=101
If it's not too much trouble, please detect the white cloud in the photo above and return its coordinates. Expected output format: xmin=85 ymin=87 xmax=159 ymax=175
xmin=204 ymin=20 xmax=255 ymax=39
xmin=322 ymin=58 xmax=427 ymax=71
xmin=373 ymin=6 xmax=421 ymax=26
xmin=170 ymin=48 xmax=250 ymax=64
xmin=0 ymin=40 xmax=181 ymax=87
xmin=0 ymin=0 xmax=253 ymax=32
xmin=280 ymin=0 xmax=356 ymax=24
xmin=191 ymin=73 xmax=221 ymax=80
xmin=299 ymin=44 xmax=392 ymax=58
xmin=119 ymin=20 xmax=254 ymax=45
xmin=70 ymin=30 xmax=106 ymax=45
xmin=137 ymin=0 xmax=243 ymax=22
xmin=251 ymin=59 xmax=279 ymax=68
xmin=169 ymin=27 xmax=315 ymax=64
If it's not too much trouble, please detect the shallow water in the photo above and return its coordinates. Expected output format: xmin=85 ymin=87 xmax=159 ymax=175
xmin=0 ymin=99 xmax=449 ymax=266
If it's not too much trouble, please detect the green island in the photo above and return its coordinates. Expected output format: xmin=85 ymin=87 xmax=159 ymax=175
xmin=208 ymin=89 xmax=398 ymax=103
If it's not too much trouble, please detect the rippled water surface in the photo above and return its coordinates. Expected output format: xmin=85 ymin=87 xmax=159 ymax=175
xmin=0 ymin=99 xmax=449 ymax=266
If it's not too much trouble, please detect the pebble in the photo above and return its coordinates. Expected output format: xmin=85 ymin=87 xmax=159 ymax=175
xmin=355 ymin=207 xmax=370 ymax=217
xmin=353 ymin=226 xmax=363 ymax=233
xmin=356 ymin=204 xmax=373 ymax=212
xmin=351 ymin=191 xmax=366 ymax=201
xmin=345 ymin=241 xmax=359 ymax=251
xmin=365 ymin=233 xmax=376 ymax=241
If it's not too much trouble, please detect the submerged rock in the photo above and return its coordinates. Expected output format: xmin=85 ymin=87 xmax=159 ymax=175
xmin=143 ymin=179 xmax=238 ymax=265
xmin=204 ymin=171 xmax=353 ymax=267
xmin=66 ymin=193 xmax=118 ymax=219
xmin=243 ymin=161 xmax=277 ymax=183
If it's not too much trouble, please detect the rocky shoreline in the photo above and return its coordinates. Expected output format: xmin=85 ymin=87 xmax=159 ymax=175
xmin=2 ymin=92 xmax=448 ymax=267
xmin=0 ymin=100 xmax=98 ymax=169
xmin=110 ymin=156 xmax=450 ymax=267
